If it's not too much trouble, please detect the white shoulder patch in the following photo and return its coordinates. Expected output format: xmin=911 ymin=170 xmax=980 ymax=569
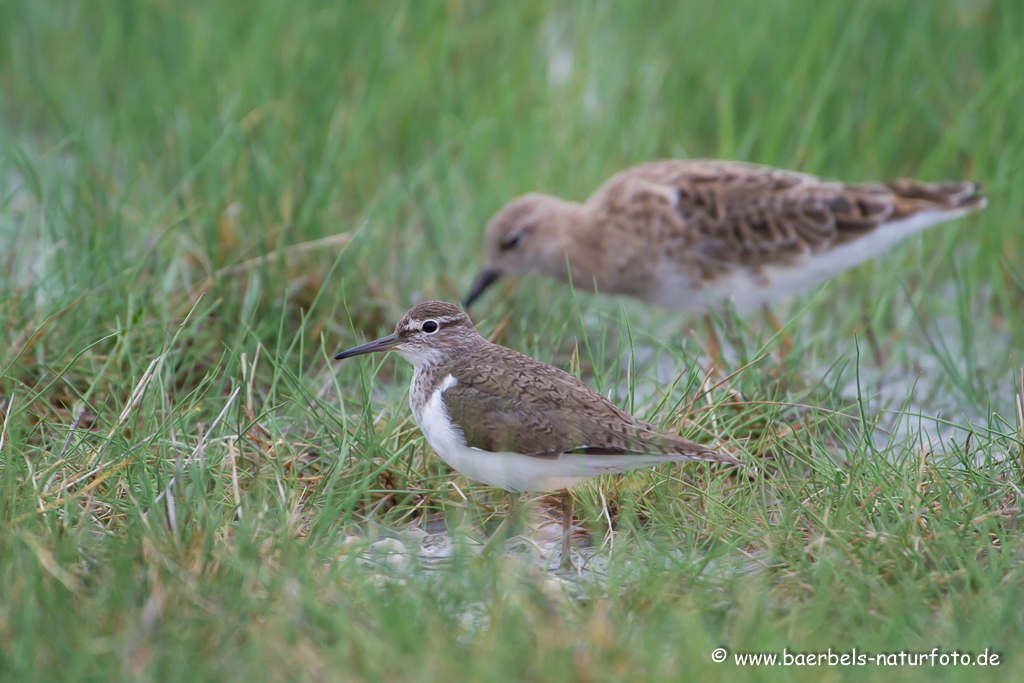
xmin=416 ymin=374 xmax=466 ymax=461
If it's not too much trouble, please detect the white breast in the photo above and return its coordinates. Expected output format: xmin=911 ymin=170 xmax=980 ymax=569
xmin=411 ymin=373 xmax=698 ymax=492
xmin=411 ymin=374 xmax=466 ymax=470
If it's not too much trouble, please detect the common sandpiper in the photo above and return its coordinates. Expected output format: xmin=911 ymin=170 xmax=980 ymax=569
xmin=335 ymin=301 xmax=741 ymax=566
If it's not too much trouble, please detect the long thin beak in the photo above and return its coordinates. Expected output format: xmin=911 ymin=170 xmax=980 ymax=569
xmin=463 ymin=268 xmax=502 ymax=308
xmin=334 ymin=333 xmax=400 ymax=360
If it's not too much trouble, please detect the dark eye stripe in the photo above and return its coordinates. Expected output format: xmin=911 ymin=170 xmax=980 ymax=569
xmin=499 ymin=234 xmax=521 ymax=250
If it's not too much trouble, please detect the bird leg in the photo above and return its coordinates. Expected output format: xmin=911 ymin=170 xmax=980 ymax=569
xmin=762 ymin=304 xmax=792 ymax=357
xmin=480 ymin=490 xmax=516 ymax=557
xmin=560 ymin=489 xmax=574 ymax=570
xmin=703 ymin=314 xmax=722 ymax=376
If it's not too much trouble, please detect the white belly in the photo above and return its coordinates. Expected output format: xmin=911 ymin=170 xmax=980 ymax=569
xmin=651 ymin=208 xmax=972 ymax=315
xmin=434 ymin=446 xmax=686 ymax=493
xmin=412 ymin=374 xmax=687 ymax=492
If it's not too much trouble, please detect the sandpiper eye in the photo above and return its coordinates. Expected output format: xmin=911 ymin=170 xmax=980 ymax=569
xmin=421 ymin=320 xmax=439 ymax=333
xmin=499 ymin=234 xmax=521 ymax=250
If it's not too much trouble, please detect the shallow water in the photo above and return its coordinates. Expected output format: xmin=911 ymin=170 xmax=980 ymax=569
xmin=340 ymin=502 xmax=620 ymax=589
xmin=618 ymin=298 xmax=1018 ymax=460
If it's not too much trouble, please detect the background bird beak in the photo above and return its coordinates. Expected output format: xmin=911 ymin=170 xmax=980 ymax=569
xmin=334 ymin=333 xmax=400 ymax=360
xmin=463 ymin=268 xmax=502 ymax=308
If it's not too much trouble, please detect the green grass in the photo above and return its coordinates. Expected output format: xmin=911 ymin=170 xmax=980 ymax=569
xmin=2 ymin=0 xmax=1024 ymax=680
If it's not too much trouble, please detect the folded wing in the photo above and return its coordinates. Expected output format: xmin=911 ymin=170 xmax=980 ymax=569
xmin=442 ymin=345 xmax=739 ymax=465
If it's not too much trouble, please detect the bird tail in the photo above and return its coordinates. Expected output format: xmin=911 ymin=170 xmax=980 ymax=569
xmin=677 ymin=443 xmax=742 ymax=467
xmin=885 ymin=179 xmax=987 ymax=218
xmin=641 ymin=432 xmax=742 ymax=467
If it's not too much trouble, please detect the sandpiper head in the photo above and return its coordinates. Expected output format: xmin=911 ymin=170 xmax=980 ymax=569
xmin=464 ymin=193 xmax=583 ymax=307
xmin=334 ymin=301 xmax=482 ymax=368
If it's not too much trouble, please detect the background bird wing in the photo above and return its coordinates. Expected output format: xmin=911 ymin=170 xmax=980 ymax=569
xmin=594 ymin=159 xmax=983 ymax=270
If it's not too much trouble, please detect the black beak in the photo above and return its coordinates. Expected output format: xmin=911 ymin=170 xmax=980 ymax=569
xmin=463 ymin=268 xmax=502 ymax=308
xmin=334 ymin=333 xmax=400 ymax=360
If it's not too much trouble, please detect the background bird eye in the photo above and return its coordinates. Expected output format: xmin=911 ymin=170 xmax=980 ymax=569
xmin=422 ymin=320 xmax=439 ymax=333
xmin=499 ymin=234 xmax=521 ymax=250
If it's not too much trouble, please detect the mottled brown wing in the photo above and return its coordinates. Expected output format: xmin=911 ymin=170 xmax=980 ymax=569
xmin=596 ymin=159 xmax=984 ymax=271
xmin=441 ymin=344 xmax=737 ymax=465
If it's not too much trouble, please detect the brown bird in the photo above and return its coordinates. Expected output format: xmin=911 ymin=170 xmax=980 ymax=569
xmin=335 ymin=301 xmax=739 ymax=566
xmin=464 ymin=160 xmax=987 ymax=318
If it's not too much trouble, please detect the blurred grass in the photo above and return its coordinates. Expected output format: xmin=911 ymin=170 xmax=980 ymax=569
xmin=1 ymin=0 xmax=1024 ymax=680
